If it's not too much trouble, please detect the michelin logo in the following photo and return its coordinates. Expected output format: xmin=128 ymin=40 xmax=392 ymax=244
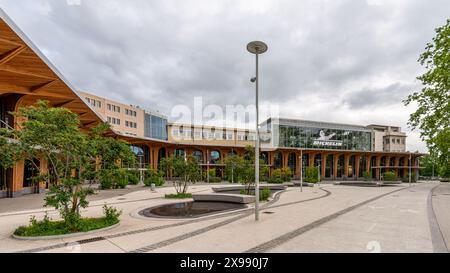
xmin=313 ymin=130 xmax=343 ymax=147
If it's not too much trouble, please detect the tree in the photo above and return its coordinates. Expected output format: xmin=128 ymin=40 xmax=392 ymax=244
xmin=0 ymin=100 xmax=134 ymax=229
xmin=404 ymin=19 xmax=450 ymax=176
xmin=160 ymin=155 xmax=202 ymax=194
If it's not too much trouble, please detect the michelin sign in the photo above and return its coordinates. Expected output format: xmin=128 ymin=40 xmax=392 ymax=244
xmin=313 ymin=130 xmax=343 ymax=147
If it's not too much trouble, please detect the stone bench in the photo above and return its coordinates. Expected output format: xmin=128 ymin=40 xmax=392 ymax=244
xmin=192 ymin=193 xmax=255 ymax=204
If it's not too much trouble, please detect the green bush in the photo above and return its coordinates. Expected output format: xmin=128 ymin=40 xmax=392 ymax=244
xmin=305 ymin=167 xmax=319 ymax=183
xmin=165 ymin=193 xmax=192 ymax=199
xmin=99 ymin=168 xmax=128 ymax=189
xmin=383 ymin=171 xmax=398 ymax=182
xmin=267 ymin=176 xmax=284 ymax=184
xmin=271 ymin=167 xmax=292 ymax=182
xmin=126 ymin=170 xmax=140 ymax=185
xmin=260 ymin=188 xmax=271 ymax=201
xmin=209 ymin=177 xmax=222 ymax=183
xmin=103 ymin=205 xmax=122 ymax=224
xmin=144 ymin=169 xmax=165 ymax=187
xmin=14 ymin=209 xmax=120 ymax=237
xmin=363 ymin=171 xmax=372 ymax=181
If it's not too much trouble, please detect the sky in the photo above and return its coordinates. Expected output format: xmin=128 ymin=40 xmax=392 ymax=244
xmin=1 ymin=0 xmax=449 ymax=153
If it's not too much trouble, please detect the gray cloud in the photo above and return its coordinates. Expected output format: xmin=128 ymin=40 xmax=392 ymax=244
xmin=1 ymin=0 xmax=449 ymax=153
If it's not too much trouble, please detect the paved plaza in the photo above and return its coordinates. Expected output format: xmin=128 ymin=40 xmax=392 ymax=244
xmin=0 ymin=182 xmax=448 ymax=253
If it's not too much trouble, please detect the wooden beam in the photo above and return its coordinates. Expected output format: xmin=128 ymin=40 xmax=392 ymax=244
xmin=0 ymin=46 xmax=26 ymax=66
xmin=0 ymin=64 xmax=56 ymax=80
xmin=0 ymin=37 xmax=23 ymax=47
xmin=30 ymin=80 xmax=57 ymax=93
xmin=53 ymin=99 xmax=75 ymax=108
xmin=82 ymin=120 xmax=98 ymax=127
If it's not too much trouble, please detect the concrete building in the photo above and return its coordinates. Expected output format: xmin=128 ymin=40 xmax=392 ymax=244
xmin=0 ymin=8 xmax=424 ymax=198
xmin=367 ymin=124 xmax=406 ymax=152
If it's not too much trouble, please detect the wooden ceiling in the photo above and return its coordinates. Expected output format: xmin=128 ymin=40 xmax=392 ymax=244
xmin=0 ymin=12 xmax=102 ymax=130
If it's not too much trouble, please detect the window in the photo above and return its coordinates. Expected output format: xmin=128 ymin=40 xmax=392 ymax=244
xmin=97 ymin=101 xmax=101 ymax=108
xmin=125 ymin=109 xmax=129 ymax=115
xmin=117 ymin=119 xmax=120 ymax=125
xmin=107 ymin=117 xmax=111 ymax=123
xmin=396 ymin=139 xmax=400 ymax=144
xmin=125 ymin=121 xmax=129 ymax=127
xmin=91 ymin=100 xmax=95 ymax=107
xmin=117 ymin=107 xmax=120 ymax=113
xmin=86 ymin=97 xmax=90 ymax=103
xmin=107 ymin=104 xmax=111 ymax=111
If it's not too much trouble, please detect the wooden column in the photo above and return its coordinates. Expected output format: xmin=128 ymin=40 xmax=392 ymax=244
xmin=375 ymin=156 xmax=381 ymax=180
xmin=309 ymin=153 xmax=315 ymax=168
xmin=321 ymin=153 xmax=327 ymax=179
xmin=394 ymin=156 xmax=400 ymax=177
xmin=344 ymin=154 xmax=350 ymax=178
xmin=295 ymin=152 xmax=301 ymax=178
xmin=333 ymin=154 xmax=339 ymax=180
xmin=355 ymin=154 xmax=361 ymax=179
xmin=12 ymin=160 xmax=24 ymax=197
xmin=366 ymin=155 xmax=371 ymax=173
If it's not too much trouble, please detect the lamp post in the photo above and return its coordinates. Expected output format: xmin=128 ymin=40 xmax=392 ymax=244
xmin=247 ymin=41 xmax=268 ymax=221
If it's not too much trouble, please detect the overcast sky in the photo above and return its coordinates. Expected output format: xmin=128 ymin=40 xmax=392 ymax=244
xmin=1 ymin=0 xmax=449 ymax=153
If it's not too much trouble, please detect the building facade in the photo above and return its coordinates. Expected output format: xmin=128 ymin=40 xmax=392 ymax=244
xmin=0 ymin=8 xmax=424 ymax=198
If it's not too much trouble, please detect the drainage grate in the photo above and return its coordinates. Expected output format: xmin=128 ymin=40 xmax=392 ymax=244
xmin=117 ymin=198 xmax=127 ymax=200
xmin=263 ymin=211 xmax=275 ymax=214
xmin=77 ymin=237 xmax=106 ymax=244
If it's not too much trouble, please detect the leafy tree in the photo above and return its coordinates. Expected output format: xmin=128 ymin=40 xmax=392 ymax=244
xmin=160 ymin=155 xmax=201 ymax=194
xmin=0 ymin=100 xmax=133 ymax=229
xmin=404 ymin=19 xmax=450 ymax=174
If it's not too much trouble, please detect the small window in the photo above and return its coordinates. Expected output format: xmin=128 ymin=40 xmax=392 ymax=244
xmin=107 ymin=117 xmax=111 ymax=123
xmin=86 ymin=97 xmax=90 ymax=103
xmin=117 ymin=107 xmax=121 ymax=113
xmin=97 ymin=101 xmax=101 ymax=108
xmin=107 ymin=104 xmax=111 ymax=111
xmin=117 ymin=119 xmax=120 ymax=125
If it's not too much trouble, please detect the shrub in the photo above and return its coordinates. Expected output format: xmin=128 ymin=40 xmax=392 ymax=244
xmin=126 ymin=170 xmax=140 ymax=185
xmin=268 ymin=176 xmax=284 ymax=184
xmin=103 ymin=205 xmax=122 ymax=224
xmin=305 ymin=167 xmax=319 ymax=183
xmin=209 ymin=177 xmax=222 ymax=183
xmin=260 ymin=188 xmax=271 ymax=201
xmin=270 ymin=167 xmax=292 ymax=183
xmin=99 ymin=168 xmax=128 ymax=189
xmin=383 ymin=171 xmax=397 ymax=182
xmin=363 ymin=171 xmax=372 ymax=181
xmin=144 ymin=169 xmax=165 ymax=187
xmin=165 ymin=193 xmax=192 ymax=199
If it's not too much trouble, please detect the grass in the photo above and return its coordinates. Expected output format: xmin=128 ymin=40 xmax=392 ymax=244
xmin=14 ymin=217 xmax=118 ymax=237
xmin=164 ymin=193 xmax=193 ymax=199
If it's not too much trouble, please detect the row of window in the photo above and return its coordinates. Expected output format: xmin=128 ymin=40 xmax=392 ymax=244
xmin=107 ymin=104 xmax=121 ymax=113
xmin=125 ymin=109 xmax=137 ymax=117
xmin=171 ymin=128 xmax=255 ymax=141
xmin=107 ymin=116 xmax=121 ymax=125
xmin=85 ymin=97 xmax=102 ymax=108
xmin=125 ymin=121 xmax=137 ymax=128
xmin=385 ymin=138 xmax=405 ymax=145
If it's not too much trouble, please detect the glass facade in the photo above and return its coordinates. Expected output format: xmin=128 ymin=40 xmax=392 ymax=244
xmin=276 ymin=124 xmax=372 ymax=151
xmin=144 ymin=113 xmax=168 ymax=140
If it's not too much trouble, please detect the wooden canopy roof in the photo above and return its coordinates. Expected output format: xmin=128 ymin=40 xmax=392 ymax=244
xmin=0 ymin=8 xmax=103 ymax=130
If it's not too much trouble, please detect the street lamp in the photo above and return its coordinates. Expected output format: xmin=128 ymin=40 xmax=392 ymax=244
xmin=247 ymin=41 xmax=268 ymax=221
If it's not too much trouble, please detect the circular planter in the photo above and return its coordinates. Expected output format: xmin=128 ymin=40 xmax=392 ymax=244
xmin=12 ymin=223 xmax=120 ymax=241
